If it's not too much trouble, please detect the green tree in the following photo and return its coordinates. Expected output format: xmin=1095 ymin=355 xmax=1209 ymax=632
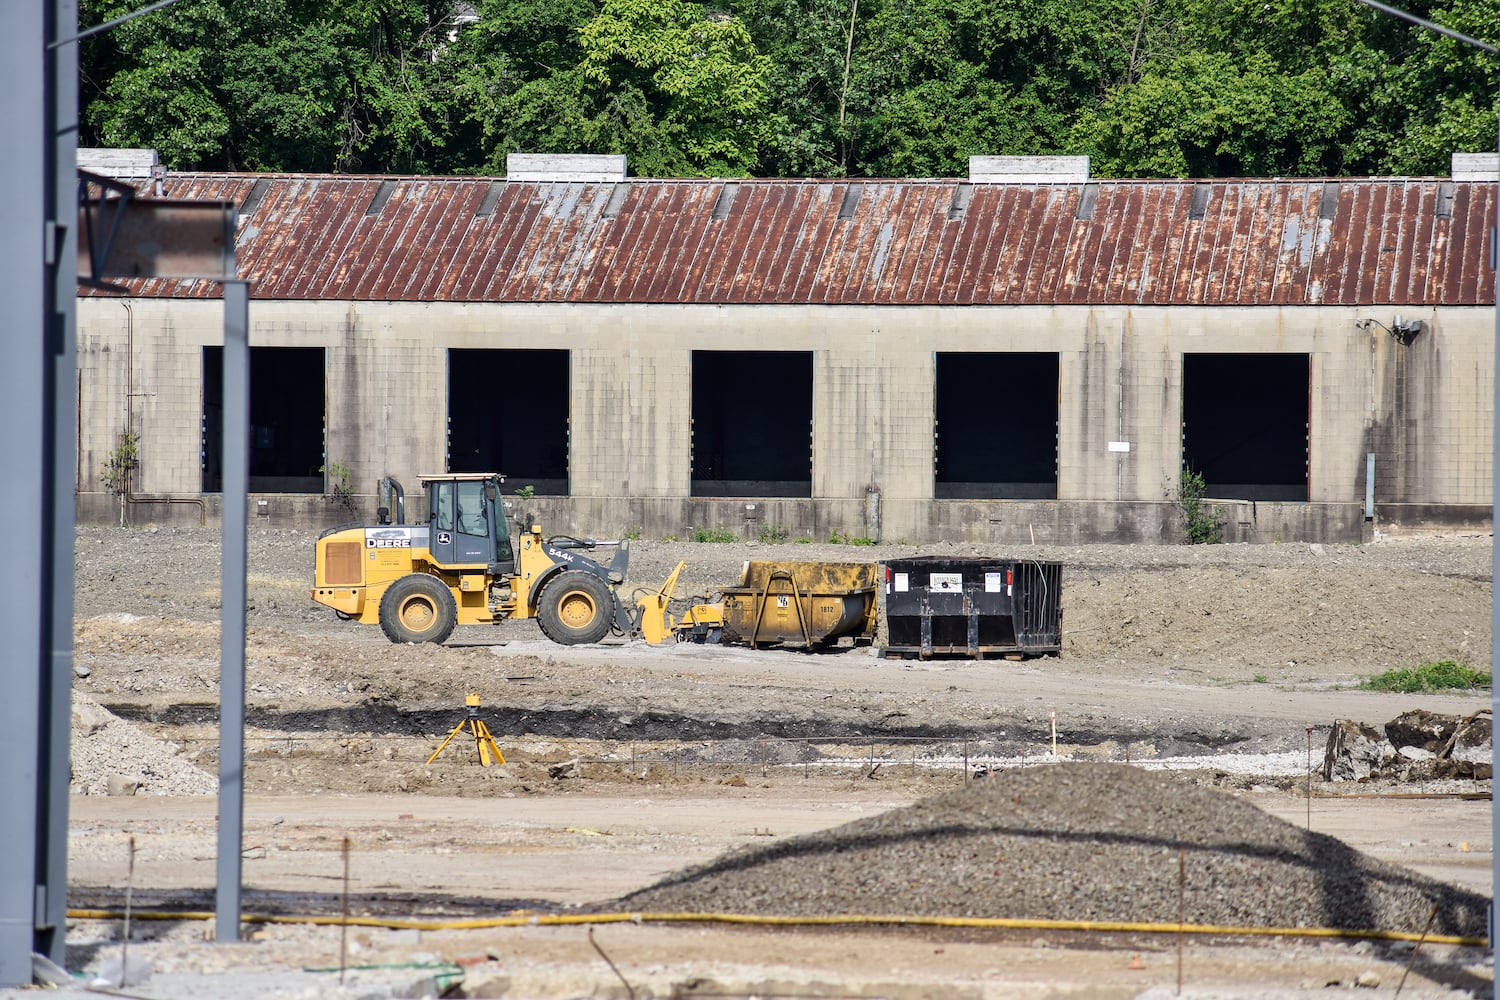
xmin=76 ymin=0 xmax=1500 ymax=180
xmin=443 ymin=0 xmax=774 ymax=175
xmin=1356 ymin=0 xmax=1500 ymax=175
xmin=81 ymin=0 xmax=463 ymax=172
xmin=843 ymin=0 xmax=1152 ymax=177
xmin=862 ymin=68 xmax=1066 ymax=177
xmin=730 ymin=0 xmax=861 ymax=175
xmin=577 ymin=0 xmax=776 ymax=175
xmin=1076 ymin=51 xmax=1351 ymax=177
xmin=1077 ymin=0 xmax=1499 ymax=178
xmin=437 ymin=0 xmax=600 ymax=170
xmin=82 ymin=0 xmax=235 ymax=166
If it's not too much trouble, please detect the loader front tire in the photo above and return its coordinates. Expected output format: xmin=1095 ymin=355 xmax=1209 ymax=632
xmin=379 ymin=574 xmax=458 ymax=644
xmin=537 ymin=571 xmax=614 ymax=645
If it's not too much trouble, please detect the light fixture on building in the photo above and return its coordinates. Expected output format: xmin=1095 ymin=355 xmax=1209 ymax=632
xmin=1357 ymin=316 xmax=1425 ymax=346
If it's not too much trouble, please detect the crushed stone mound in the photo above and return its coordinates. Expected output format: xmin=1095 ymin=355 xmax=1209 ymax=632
xmin=615 ymin=763 xmax=1488 ymax=938
xmin=71 ymin=692 xmax=217 ymax=796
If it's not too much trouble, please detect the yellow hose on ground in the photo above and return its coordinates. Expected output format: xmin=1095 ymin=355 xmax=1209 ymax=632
xmin=63 ymin=908 xmax=1487 ymax=947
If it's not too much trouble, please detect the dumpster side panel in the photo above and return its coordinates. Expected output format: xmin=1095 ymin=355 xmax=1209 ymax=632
xmin=883 ymin=557 xmax=1062 ymax=658
xmin=717 ymin=560 xmax=879 ymax=648
xmin=720 ymin=591 xmax=872 ymax=646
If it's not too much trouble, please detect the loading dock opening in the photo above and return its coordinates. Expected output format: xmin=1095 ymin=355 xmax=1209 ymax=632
xmin=1182 ymin=353 xmax=1309 ymax=501
xmin=935 ymin=353 xmax=1059 ymax=499
xmin=448 ymin=349 xmax=570 ymax=495
xmin=691 ymin=351 xmax=813 ymax=497
xmin=202 ymin=346 xmax=326 ymax=494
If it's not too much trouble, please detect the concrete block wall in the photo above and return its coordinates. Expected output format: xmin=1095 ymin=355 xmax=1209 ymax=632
xmin=78 ymin=299 xmax=225 ymax=498
xmin=570 ymin=305 xmax=692 ymax=497
xmin=1065 ymin=309 xmax=1180 ymax=502
xmin=813 ymin=327 xmax=933 ymax=502
xmin=74 ymin=298 xmax=1496 ymax=542
xmin=1368 ymin=310 xmax=1492 ymax=505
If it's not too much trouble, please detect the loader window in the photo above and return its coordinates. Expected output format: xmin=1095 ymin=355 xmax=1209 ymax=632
xmin=456 ymin=484 xmax=487 ymax=535
xmin=431 ymin=482 xmax=454 ymax=532
xmin=1182 ymin=353 xmax=1308 ymax=501
xmin=202 ymin=346 xmax=326 ymax=493
xmin=429 ymin=480 xmax=488 ymax=536
xmin=448 ymin=349 xmax=569 ymax=495
xmin=935 ymin=353 xmax=1058 ymax=499
xmin=691 ymin=351 xmax=813 ymax=497
xmin=427 ymin=479 xmax=495 ymax=565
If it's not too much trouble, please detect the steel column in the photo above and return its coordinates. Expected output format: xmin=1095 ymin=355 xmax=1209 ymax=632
xmin=0 ymin=0 xmax=49 ymax=985
xmin=42 ymin=0 xmax=78 ymax=970
xmin=0 ymin=0 xmax=75 ymax=983
xmin=216 ymin=280 xmax=249 ymax=942
xmin=1491 ymin=67 xmax=1499 ymax=953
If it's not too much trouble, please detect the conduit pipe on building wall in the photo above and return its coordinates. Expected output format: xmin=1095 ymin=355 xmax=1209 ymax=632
xmin=124 ymin=479 xmax=207 ymax=526
xmin=119 ymin=300 xmax=207 ymax=527
xmin=63 ymin=908 xmax=1487 ymax=948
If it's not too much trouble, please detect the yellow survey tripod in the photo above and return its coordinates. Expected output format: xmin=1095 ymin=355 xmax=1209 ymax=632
xmin=426 ymin=692 xmax=506 ymax=766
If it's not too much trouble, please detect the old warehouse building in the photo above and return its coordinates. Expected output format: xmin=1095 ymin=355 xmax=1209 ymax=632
xmin=75 ymin=153 xmax=1496 ymax=544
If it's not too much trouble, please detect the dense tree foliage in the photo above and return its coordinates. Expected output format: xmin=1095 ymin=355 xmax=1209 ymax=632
xmin=78 ymin=0 xmax=1499 ymax=178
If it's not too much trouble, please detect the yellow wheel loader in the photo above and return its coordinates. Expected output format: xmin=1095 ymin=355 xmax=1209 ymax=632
xmin=311 ymin=474 xmax=632 ymax=645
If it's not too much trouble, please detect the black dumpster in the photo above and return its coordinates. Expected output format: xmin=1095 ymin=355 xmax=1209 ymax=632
xmin=882 ymin=557 xmax=1062 ymax=659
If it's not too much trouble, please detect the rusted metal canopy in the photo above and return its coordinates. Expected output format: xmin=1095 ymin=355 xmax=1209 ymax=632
xmin=89 ymin=174 xmax=1495 ymax=307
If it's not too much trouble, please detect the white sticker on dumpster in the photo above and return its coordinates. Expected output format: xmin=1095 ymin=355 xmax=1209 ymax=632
xmin=930 ymin=573 xmax=963 ymax=592
xmin=893 ymin=573 xmax=909 ymax=592
xmin=984 ymin=572 xmax=1002 ymax=593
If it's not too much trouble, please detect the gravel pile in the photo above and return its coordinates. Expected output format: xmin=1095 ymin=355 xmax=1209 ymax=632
xmin=71 ymin=691 xmax=217 ymax=796
xmin=615 ymin=763 xmax=1489 ymax=938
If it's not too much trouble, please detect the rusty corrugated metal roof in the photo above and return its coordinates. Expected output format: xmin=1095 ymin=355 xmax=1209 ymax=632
xmin=97 ymin=174 xmax=1496 ymax=306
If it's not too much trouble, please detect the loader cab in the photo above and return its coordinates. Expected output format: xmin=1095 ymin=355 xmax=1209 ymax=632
xmin=422 ymin=474 xmax=514 ymax=575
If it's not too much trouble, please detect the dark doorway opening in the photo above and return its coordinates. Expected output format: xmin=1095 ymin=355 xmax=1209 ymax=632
xmin=935 ymin=352 xmax=1058 ymax=499
xmin=691 ymin=351 xmax=813 ymax=497
xmin=448 ymin=349 xmax=570 ymax=495
xmin=202 ymin=347 xmax=325 ymax=493
xmin=1182 ymin=353 xmax=1308 ymax=501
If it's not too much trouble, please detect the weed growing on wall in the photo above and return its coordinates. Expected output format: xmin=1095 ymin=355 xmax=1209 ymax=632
xmin=1176 ymin=467 xmax=1223 ymax=544
xmin=321 ymin=461 xmax=357 ymax=516
xmin=757 ymin=523 xmax=789 ymax=544
xmin=100 ymin=430 xmax=140 ymax=527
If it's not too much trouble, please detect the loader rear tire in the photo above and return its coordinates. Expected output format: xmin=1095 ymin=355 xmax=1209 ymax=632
xmin=379 ymin=574 xmax=457 ymax=644
xmin=537 ymin=571 xmax=613 ymax=645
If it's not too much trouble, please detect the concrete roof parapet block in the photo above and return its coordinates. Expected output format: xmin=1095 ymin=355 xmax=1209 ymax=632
xmin=969 ymin=155 xmax=1090 ymax=184
xmin=78 ymin=146 xmax=160 ymax=181
xmin=1451 ymin=152 xmax=1498 ymax=181
xmin=507 ymin=153 xmax=628 ymax=182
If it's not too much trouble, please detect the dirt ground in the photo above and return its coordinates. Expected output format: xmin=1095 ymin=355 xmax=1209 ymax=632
xmin=46 ymin=524 xmax=1500 ymax=998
